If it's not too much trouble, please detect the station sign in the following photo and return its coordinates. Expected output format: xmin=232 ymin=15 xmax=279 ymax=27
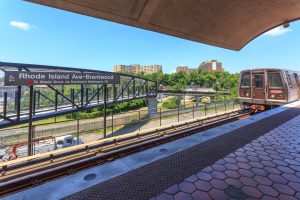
xmin=4 ymin=71 xmax=120 ymax=85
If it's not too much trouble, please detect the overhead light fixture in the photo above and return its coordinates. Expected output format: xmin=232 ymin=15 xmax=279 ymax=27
xmin=283 ymin=21 xmax=290 ymax=28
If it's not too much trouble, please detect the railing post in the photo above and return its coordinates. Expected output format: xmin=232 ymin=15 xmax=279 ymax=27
xmin=138 ymin=110 xmax=141 ymax=131
xmin=77 ymin=119 xmax=80 ymax=144
xmin=32 ymin=125 xmax=36 ymax=155
xmin=33 ymin=90 xmax=36 ymax=115
xmin=103 ymin=84 xmax=107 ymax=138
xmin=97 ymin=87 xmax=100 ymax=103
xmin=224 ymin=100 xmax=227 ymax=112
xmin=160 ymin=108 xmax=162 ymax=126
xmin=215 ymin=101 xmax=217 ymax=114
xmin=55 ymin=90 xmax=58 ymax=111
xmin=177 ymin=105 xmax=180 ymax=122
xmin=14 ymin=90 xmax=18 ymax=112
xmin=192 ymin=103 xmax=195 ymax=118
xmin=204 ymin=104 xmax=207 ymax=116
xmin=113 ymin=84 xmax=116 ymax=101
xmin=85 ymin=88 xmax=89 ymax=105
xmin=16 ymin=86 xmax=22 ymax=121
xmin=16 ymin=68 xmax=21 ymax=121
xmin=28 ymin=85 xmax=34 ymax=156
xmin=38 ymin=90 xmax=41 ymax=109
xmin=81 ymin=84 xmax=84 ymax=107
xmin=61 ymin=85 xmax=65 ymax=103
xmin=3 ymin=92 xmax=7 ymax=118
xmin=71 ymin=89 xmax=75 ymax=108
xmin=112 ymin=111 xmax=114 ymax=136
xmin=133 ymin=78 xmax=136 ymax=97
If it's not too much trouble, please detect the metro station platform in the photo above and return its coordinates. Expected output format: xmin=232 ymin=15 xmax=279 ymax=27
xmin=5 ymin=101 xmax=300 ymax=200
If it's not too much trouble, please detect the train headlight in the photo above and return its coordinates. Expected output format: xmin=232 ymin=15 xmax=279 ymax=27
xmin=270 ymin=94 xmax=275 ymax=98
xmin=277 ymin=95 xmax=282 ymax=99
xmin=245 ymin=93 xmax=249 ymax=97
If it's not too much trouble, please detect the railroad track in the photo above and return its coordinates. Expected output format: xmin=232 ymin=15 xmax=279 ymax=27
xmin=0 ymin=109 xmax=252 ymax=197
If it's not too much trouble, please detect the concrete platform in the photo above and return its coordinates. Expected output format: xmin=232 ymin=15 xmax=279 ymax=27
xmin=4 ymin=101 xmax=300 ymax=200
xmin=154 ymin=110 xmax=300 ymax=200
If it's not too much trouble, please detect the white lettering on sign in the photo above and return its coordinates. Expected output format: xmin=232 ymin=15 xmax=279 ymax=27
xmin=72 ymin=74 xmax=83 ymax=79
xmin=19 ymin=73 xmax=46 ymax=79
xmin=4 ymin=71 xmax=120 ymax=85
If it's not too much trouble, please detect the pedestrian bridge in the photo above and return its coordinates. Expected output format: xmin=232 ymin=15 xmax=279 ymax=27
xmin=0 ymin=62 xmax=157 ymax=129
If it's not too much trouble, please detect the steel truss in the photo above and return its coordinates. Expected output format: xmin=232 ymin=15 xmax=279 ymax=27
xmin=0 ymin=62 xmax=157 ymax=155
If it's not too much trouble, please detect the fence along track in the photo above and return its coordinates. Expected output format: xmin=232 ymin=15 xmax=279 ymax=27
xmin=0 ymin=109 xmax=251 ymax=197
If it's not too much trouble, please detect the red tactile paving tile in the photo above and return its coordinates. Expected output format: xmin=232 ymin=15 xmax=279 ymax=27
xmin=153 ymin=115 xmax=300 ymax=200
xmin=191 ymin=191 xmax=211 ymax=200
xmin=165 ymin=185 xmax=180 ymax=195
xmin=242 ymin=186 xmax=263 ymax=199
xmin=156 ymin=193 xmax=174 ymax=200
xmin=257 ymin=185 xmax=279 ymax=197
xmin=178 ymin=181 xmax=196 ymax=194
xmin=174 ymin=192 xmax=192 ymax=200
xmin=194 ymin=180 xmax=212 ymax=191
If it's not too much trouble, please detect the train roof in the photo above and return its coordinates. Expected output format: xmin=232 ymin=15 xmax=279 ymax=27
xmin=240 ymin=68 xmax=300 ymax=74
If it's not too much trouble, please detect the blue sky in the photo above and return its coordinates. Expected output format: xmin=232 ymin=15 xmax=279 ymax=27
xmin=0 ymin=0 xmax=299 ymax=74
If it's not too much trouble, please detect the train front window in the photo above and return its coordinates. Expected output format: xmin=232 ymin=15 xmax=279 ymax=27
xmin=254 ymin=75 xmax=263 ymax=88
xmin=268 ymin=73 xmax=283 ymax=88
xmin=241 ymin=73 xmax=250 ymax=87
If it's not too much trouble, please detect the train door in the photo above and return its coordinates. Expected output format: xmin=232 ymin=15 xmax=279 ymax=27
xmin=293 ymin=73 xmax=300 ymax=98
xmin=252 ymin=71 xmax=265 ymax=100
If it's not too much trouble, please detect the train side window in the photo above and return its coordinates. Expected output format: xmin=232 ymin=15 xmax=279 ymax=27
xmin=268 ymin=73 xmax=283 ymax=89
xmin=241 ymin=73 xmax=250 ymax=87
xmin=254 ymin=75 xmax=263 ymax=88
xmin=286 ymin=73 xmax=293 ymax=89
xmin=293 ymin=73 xmax=300 ymax=88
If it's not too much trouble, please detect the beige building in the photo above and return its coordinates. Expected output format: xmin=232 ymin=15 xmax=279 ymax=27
xmin=176 ymin=66 xmax=198 ymax=74
xmin=198 ymin=60 xmax=224 ymax=72
xmin=113 ymin=64 xmax=162 ymax=74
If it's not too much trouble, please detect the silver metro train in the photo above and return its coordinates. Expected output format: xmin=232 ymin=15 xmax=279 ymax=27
xmin=238 ymin=68 xmax=300 ymax=111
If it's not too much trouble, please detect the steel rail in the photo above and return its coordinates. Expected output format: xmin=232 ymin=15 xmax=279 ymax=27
xmin=0 ymin=109 xmax=252 ymax=197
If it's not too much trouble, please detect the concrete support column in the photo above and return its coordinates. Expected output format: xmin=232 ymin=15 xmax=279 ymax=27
xmin=158 ymin=93 xmax=163 ymax=102
xmin=210 ymin=96 xmax=215 ymax=103
xmin=195 ymin=96 xmax=199 ymax=106
xmin=177 ymin=95 xmax=182 ymax=107
xmin=147 ymin=96 xmax=158 ymax=118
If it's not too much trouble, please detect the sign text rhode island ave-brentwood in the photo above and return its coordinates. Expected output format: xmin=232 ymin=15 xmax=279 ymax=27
xmin=4 ymin=71 xmax=120 ymax=86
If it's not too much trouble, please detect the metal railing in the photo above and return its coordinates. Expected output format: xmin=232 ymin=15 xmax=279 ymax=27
xmin=0 ymin=99 xmax=240 ymax=160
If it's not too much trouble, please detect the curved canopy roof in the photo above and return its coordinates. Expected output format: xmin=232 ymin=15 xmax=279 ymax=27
xmin=26 ymin=0 xmax=300 ymax=50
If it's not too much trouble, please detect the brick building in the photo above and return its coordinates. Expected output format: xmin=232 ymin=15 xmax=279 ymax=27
xmin=176 ymin=66 xmax=198 ymax=74
xmin=198 ymin=60 xmax=224 ymax=72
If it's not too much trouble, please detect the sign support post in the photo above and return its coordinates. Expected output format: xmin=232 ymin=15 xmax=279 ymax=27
xmin=28 ymin=84 xmax=34 ymax=156
xmin=103 ymin=84 xmax=107 ymax=138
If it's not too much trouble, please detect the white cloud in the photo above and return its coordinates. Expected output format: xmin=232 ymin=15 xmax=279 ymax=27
xmin=9 ymin=21 xmax=33 ymax=31
xmin=167 ymin=53 xmax=173 ymax=58
xmin=263 ymin=25 xmax=291 ymax=36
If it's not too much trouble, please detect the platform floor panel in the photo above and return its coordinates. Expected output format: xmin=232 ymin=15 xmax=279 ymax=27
xmin=154 ymin=114 xmax=300 ymax=200
xmin=63 ymin=106 xmax=300 ymax=200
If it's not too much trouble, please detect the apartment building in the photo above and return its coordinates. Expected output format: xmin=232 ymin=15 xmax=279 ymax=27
xmin=198 ymin=60 xmax=224 ymax=72
xmin=113 ymin=64 xmax=162 ymax=74
xmin=176 ymin=66 xmax=198 ymax=74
